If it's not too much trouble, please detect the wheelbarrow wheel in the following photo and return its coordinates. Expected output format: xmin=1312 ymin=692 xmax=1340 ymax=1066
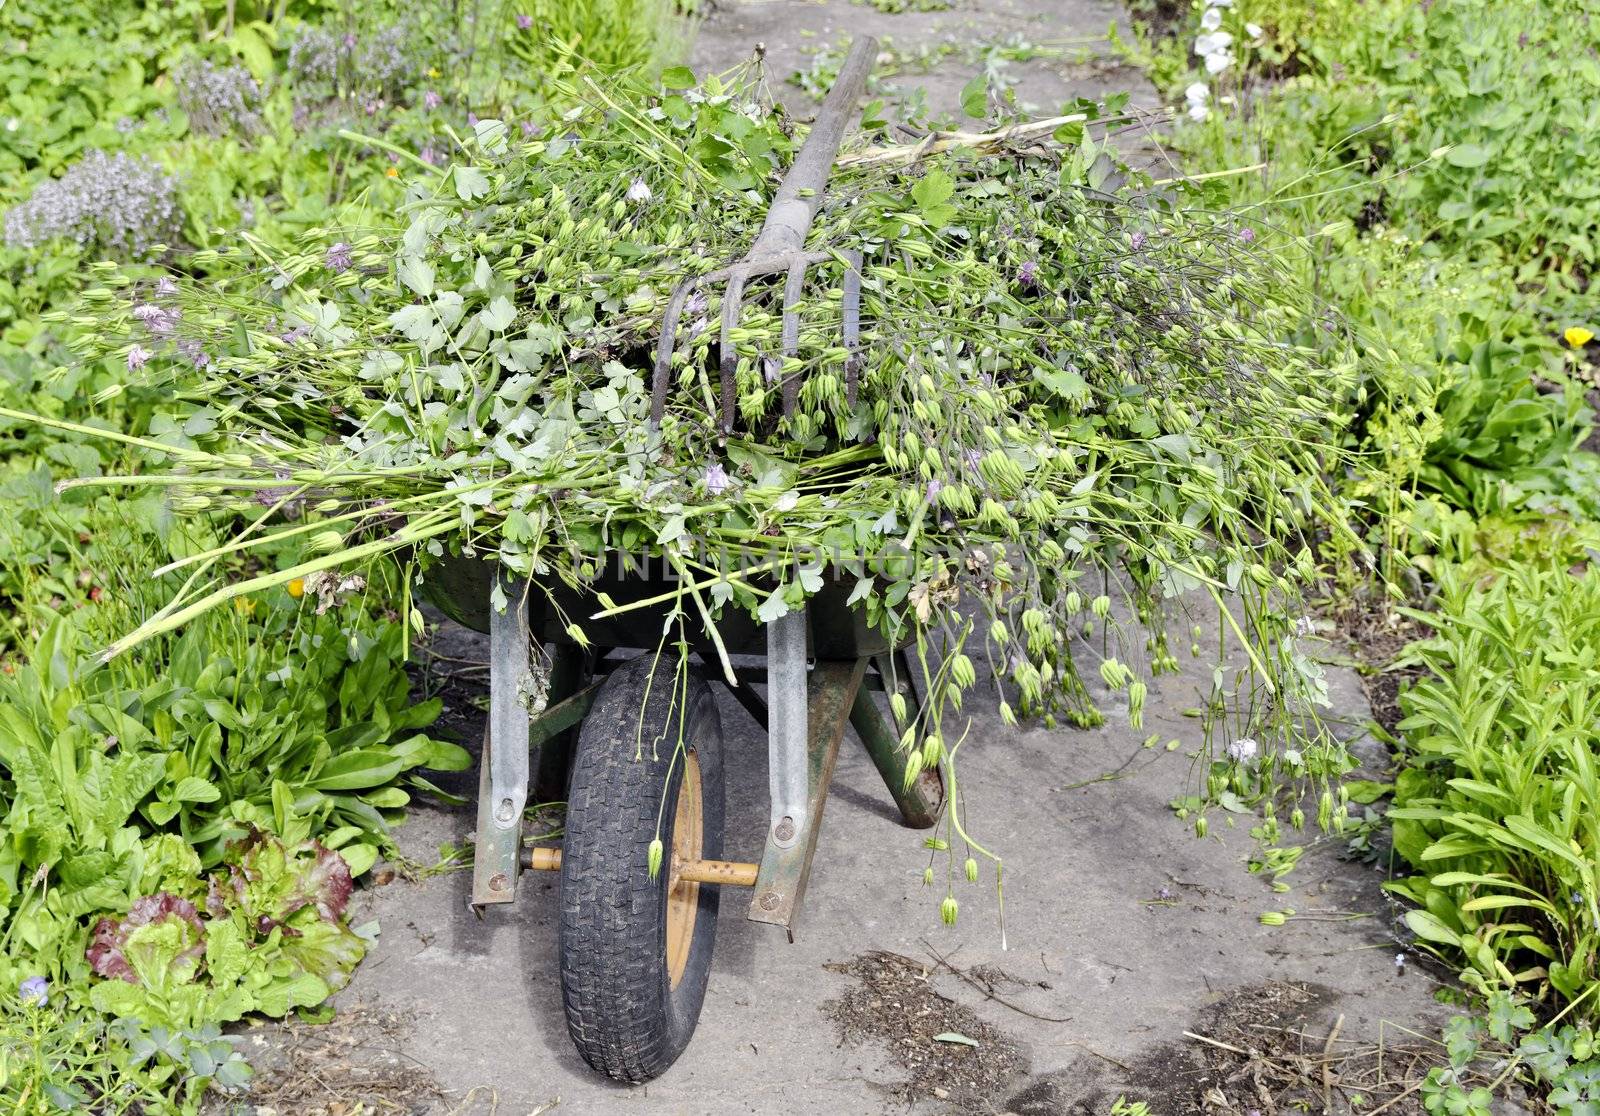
xmin=558 ymin=655 xmax=724 ymax=1083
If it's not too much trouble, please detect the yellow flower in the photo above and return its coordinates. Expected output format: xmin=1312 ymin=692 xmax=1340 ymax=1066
xmin=287 ymin=577 xmax=306 ymax=599
xmin=233 ymin=596 xmax=256 ymax=617
xmin=427 ymin=67 xmax=440 ymax=78
xmin=1566 ymin=326 xmax=1595 ymax=349
xmin=385 ymin=165 xmax=399 ymax=178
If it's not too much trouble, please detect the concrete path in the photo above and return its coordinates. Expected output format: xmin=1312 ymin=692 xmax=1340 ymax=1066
xmin=229 ymin=601 xmax=1453 ymax=1115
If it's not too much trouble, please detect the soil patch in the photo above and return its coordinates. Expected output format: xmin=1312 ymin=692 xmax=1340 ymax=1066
xmin=208 ymin=1005 xmax=444 ymax=1116
xmin=824 ymin=950 xmax=1030 ymax=1112
xmin=1116 ymin=980 xmax=1460 ymax=1114
xmin=1330 ymin=595 xmax=1428 ymax=737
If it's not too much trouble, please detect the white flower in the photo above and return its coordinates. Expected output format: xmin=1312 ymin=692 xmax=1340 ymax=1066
xmin=1204 ymin=50 xmax=1235 ymax=74
xmin=1208 ymin=0 xmax=1233 ymax=7
xmin=626 ymin=178 xmax=653 ymax=203
xmin=1246 ymin=21 xmax=1264 ymax=41
xmin=1294 ymin=614 xmax=1316 ymax=636
xmin=1201 ymin=7 xmax=1222 ymax=30
xmin=1187 ymin=102 xmax=1211 ymax=122
xmin=1225 ymin=737 xmax=1258 ymax=764
xmin=1185 ymin=81 xmax=1211 ymax=105
xmin=1195 ymin=31 xmax=1234 ymax=56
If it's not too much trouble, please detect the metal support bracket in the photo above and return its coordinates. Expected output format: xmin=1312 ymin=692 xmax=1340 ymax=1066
xmin=766 ymin=608 xmax=809 ymax=850
xmin=748 ymin=658 xmax=867 ymax=939
xmin=472 ymin=574 xmax=533 ymax=905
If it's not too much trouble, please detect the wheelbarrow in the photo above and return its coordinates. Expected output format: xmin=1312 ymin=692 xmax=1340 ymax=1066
xmin=424 ymin=37 xmax=946 ymax=1084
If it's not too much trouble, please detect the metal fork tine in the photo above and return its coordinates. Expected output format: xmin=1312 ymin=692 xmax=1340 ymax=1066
xmin=651 ymin=278 xmax=700 ymax=428
xmin=841 ymin=249 xmax=863 ymax=408
xmin=719 ymin=266 xmax=752 ymax=438
xmin=779 ymin=256 xmax=808 ymax=419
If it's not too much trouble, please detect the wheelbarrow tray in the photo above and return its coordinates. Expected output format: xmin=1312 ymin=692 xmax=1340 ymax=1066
xmin=424 ymin=553 xmax=893 ymax=660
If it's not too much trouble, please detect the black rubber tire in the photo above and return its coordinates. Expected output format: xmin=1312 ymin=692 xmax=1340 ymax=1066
xmin=557 ymin=655 xmax=724 ymax=1082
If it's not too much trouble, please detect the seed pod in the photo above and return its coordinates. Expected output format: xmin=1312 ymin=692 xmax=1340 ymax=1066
xmin=903 ymin=750 xmax=924 ymax=789
xmin=950 ymin=654 xmax=976 ymax=689
xmin=921 ymin=734 xmax=942 ymax=768
xmin=923 ymin=867 xmax=934 ymax=887
xmin=989 ymin=619 xmax=1008 ymax=645
xmin=1195 ymin=816 xmax=1208 ymax=838
xmin=647 ymin=838 xmax=663 ymax=878
xmin=1091 ymin=595 xmax=1111 ymax=619
xmin=964 ymin=858 xmax=978 ymax=883
xmin=940 ymin=894 xmax=958 ymax=925
xmin=1290 ymin=807 xmax=1305 ymax=829
xmin=890 ymin=692 xmax=908 ymax=723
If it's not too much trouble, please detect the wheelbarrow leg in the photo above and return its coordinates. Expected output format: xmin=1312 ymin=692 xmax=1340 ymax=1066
xmin=851 ymin=657 xmax=946 ymax=829
xmin=748 ymin=656 xmax=867 ymax=940
xmin=473 ymin=573 xmax=533 ymax=905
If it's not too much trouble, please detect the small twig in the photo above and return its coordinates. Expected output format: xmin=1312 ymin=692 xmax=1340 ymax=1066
xmin=1321 ymin=1013 xmax=1344 ymax=1111
xmin=1363 ymin=1081 xmax=1423 ymax=1114
xmin=1184 ymin=1030 xmax=1251 ymax=1056
xmin=921 ymin=940 xmax=1072 ymax=1023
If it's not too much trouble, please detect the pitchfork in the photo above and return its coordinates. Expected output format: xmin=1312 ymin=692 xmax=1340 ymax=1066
xmin=648 ymin=36 xmax=878 ymax=436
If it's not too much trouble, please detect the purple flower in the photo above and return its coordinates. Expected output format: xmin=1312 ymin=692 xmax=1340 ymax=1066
xmin=423 ymin=90 xmax=443 ymax=110
xmin=325 ymin=241 xmax=353 ymax=273
xmin=704 ymin=462 xmax=730 ymax=495
xmin=762 ymin=356 xmax=781 ymax=384
xmin=178 ymin=338 xmax=210 ymax=368
xmin=154 ymin=276 xmax=178 ymax=298
xmin=1238 ymin=227 xmax=1256 ymax=244
xmin=516 ymin=13 xmax=533 ymax=29
xmin=281 ymin=325 xmax=311 ymax=344
xmin=132 ymin=303 xmax=179 ymax=337
xmin=126 ymin=345 xmax=151 ymax=371
xmin=4 ymin=149 xmax=182 ymax=260
xmin=419 ymin=146 xmax=441 ymax=167
xmin=685 ymin=290 xmax=709 ymax=317
xmin=18 ymin=976 xmax=48 ymax=1006
xmin=466 ymin=112 xmax=478 ymax=127
xmin=926 ymin=478 xmax=943 ymax=501
xmin=962 ymin=447 xmax=983 ymax=471
xmin=1017 ymin=260 xmax=1038 ymax=286
xmin=173 ymin=59 xmax=263 ymax=138
xmin=1130 ymin=230 xmax=1147 ymax=251
xmin=520 ymin=120 xmax=540 ymax=138
xmin=343 ymin=32 xmax=357 ymax=49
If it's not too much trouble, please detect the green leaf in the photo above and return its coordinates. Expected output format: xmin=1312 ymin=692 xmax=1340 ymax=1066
xmin=1444 ymin=143 xmax=1491 ymax=168
xmin=454 ymin=166 xmax=491 ymax=202
xmin=911 ymin=168 xmax=957 ymax=227
xmin=959 ymin=75 xmax=987 ymax=119
xmin=479 ymin=296 xmax=516 ymax=332
xmin=312 ymin=750 xmax=407 ymax=791
xmin=933 ymin=1032 xmax=979 ymax=1047
xmin=660 ymin=66 xmax=696 ymax=90
xmin=397 ymin=256 xmax=435 ymax=297
xmin=173 ymin=776 xmax=221 ymax=803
